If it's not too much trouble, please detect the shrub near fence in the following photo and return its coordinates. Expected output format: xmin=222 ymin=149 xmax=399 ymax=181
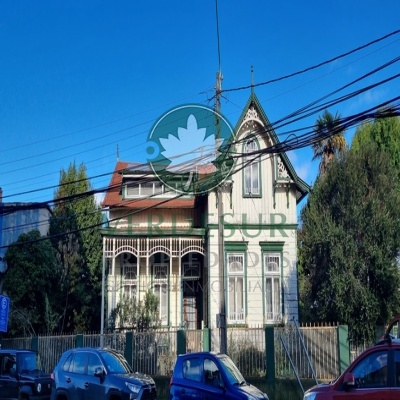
xmin=0 ymin=324 xmax=360 ymax=381
xmin=226 ymin=327 xmax=266 ymax=377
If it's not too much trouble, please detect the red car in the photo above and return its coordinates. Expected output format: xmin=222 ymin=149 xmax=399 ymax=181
xmin=304 ymin=316 xmax=400 ymax=400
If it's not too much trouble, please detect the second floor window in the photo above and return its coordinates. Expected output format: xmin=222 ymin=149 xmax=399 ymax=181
xmin=244 ymin=138 xmax=260 ymax=195
xmin=125 ymin=181 xmax=163 ymax=198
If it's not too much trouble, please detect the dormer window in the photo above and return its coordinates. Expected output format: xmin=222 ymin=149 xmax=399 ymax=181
xmin=124 ymin=181 xmax=163 ymax=198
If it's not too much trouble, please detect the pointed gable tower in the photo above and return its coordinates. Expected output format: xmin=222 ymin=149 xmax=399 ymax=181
xmin=235 ymin=91 xmax=309 ymax=211
xmin=206 ymin=90 xmax=310 ymax=327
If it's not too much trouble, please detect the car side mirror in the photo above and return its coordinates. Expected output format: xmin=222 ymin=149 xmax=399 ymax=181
xmin=343 ymin=372 xmax=355 ymax=390
xmin=94 ymin=367 xmax=105 ymax=381
xmin=9 ymin=368 xmax=17 ymax=378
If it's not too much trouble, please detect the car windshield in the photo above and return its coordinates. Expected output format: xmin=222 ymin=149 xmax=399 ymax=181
xmin=19 ymin=353 xmax=40 ymax=372
xmin=101 ymin=351 xmax=132 ymax=374
xmin=218 ymin=355 xmax=245 ymax=385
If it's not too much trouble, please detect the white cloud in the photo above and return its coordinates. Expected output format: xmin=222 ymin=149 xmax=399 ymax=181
xmin=347 ymin=88 xmax=387 ymax=113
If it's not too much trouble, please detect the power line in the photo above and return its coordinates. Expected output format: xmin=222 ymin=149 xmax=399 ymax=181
xmin=3 ymin=30 xmax=399 ymax=198
xmin=5 ymin=59 xmax=399 ymax=202
xmin=220 ymin=28 xmax=400 ymax=94
xmin=4 ymin=97 xmax=400 ymax=241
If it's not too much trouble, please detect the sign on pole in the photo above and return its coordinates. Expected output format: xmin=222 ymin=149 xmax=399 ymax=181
xmin=0 ymin=295 xmax=10 ymax=332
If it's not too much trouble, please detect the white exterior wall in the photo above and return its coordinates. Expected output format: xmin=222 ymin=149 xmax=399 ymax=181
xmin=108 ymin=208 xmax=194 ymax=230
xmin=103 ymin=100 xmax=305 ymax=330
xmin=207 ymin=109 xmax=300 ymax=327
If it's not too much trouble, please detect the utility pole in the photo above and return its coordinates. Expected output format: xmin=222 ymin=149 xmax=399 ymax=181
xmin=215 ymin=70 xmax=227 ymax=354
xmin=100 ymin=238 xmax=105 ymax=347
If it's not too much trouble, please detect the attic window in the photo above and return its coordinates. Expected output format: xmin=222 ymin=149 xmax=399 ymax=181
xmin=125 ymin=181 xmax=163 ymax=198
xmin=244 ymin=138 xmax=260 ymax=196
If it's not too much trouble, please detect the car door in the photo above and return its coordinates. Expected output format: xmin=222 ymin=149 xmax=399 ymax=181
xmin=83 ymin=352 xmax=106 ymax=400
xmin=67 ymin=351 xmax=88 ymax=400
xmin=0 ymin=353 xmax=18 ymax=399
xmin=334 ymin=349 xmax=392 ymax=400
xmin=176 ymin=356 xmax=203 ymax=400
xmin=198 ymin=357 xmax=226 ymax=400
xmin=391 ymin=349 xmax=400 ymax=400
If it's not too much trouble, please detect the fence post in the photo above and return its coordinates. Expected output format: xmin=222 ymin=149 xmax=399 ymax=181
xmin=337 ymin=325 xmax=350 ymax=374
xmin=125 ymin=331 xmax=133 ymax=368
xmin=265 ymin=325 xmax=275 ymax=383
xmin=75 ymin=334 xmax=83 ymax=348
xmin=202 ymin=328 xmax=211 ymax=351
xmin=31 ymin=336 xmax=38 ymax=351
xmin=177 ymin=329 xmax=186 ymax=355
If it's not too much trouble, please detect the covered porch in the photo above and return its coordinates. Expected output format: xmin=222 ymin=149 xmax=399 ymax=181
xmin=103 ymin=236 xmax=207 ymax=329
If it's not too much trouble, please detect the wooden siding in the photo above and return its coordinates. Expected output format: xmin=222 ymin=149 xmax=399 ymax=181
xmin=108 ymin=208 xmax=195 ymax=229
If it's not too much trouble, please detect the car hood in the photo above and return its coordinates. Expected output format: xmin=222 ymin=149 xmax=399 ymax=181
xmin=305 ymin=382 xmax=331 ymax=394
xmin=236 ymin=382 xmax=268 ymax=399
xmin=112 ymin=372 xmax=155 ymax=385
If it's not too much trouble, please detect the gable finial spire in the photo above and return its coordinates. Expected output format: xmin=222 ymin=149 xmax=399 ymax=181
xmin=251 ymin=65 xmax=254 ymax=95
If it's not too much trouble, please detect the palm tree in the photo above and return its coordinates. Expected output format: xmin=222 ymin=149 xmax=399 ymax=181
xmin=312 ymin=110 xmax=347 ymax=175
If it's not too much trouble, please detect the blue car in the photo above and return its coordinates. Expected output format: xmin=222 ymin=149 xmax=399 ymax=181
xmin=51 ymin=347 xmax=156 ymax=400
xmin=170 ymin=351 xmax=269 ymax=400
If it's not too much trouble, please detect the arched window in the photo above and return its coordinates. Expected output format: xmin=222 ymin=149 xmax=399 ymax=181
xmin=122 ymin=253 xmax=137 ymax=301
xmin=244 ymin=138 xmax=260 ymax=195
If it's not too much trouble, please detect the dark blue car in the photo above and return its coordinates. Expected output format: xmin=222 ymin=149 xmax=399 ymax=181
xmin=170 ymin=351 xmax=269 ymax=400
xmin=51 ymin=347 xmax=156 ymax=400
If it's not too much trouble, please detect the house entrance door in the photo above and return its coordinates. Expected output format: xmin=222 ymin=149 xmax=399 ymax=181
xmin=183 ymin=295 xmax=197 ymax=329
xmin=182 ymin=261 xmax=202 ymax=329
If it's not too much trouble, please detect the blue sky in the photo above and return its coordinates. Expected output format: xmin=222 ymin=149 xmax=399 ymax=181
xmin=1 ymin=1 xmax=399 ymax=208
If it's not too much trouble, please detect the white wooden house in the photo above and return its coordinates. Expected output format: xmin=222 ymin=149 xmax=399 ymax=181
xmin=101 ymin=92 xmax=309 ymax=330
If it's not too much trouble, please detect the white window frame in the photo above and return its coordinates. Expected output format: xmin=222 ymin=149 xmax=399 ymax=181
xmin=125 ymin=181 xmax=164 ymax=198
xmin=183 ymin=262 xmax=200 ymax=280
xmin=244 ymin=138 xmax=260 ymax=195
xmin=153 ymin=263 xmax=168 ymax=325
xmin=227 ymin=253 xmax=245 ymax=323
xmin=122 ymin=256 xmax=137 ymax=301
xmin=264 ymin=253 xmax=281 ymax=322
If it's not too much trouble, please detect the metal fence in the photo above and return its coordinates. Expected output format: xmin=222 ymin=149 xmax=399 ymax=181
xmin=226 ymin=327 xmax=266 ymax=377
xmin=1 ymin=324 xmax=360 ymax=381
xmin=275 ymin=324 xmax=339 ymax=380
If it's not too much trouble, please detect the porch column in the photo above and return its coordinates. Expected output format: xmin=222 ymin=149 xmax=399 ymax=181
xmin=179 ymin=254 xmax=182 ymax=328
xmin=169 ymin=251 xmax=172 ymax=327
xmin=146 ymin=237 xmax=149 ymax=286
xmin=111 ymin=238 xmax=116 ymax=275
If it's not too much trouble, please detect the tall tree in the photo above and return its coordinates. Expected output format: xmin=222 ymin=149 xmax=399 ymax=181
xmin=312 ymin=110 xmax=347 ymax=176
xmin=49 ymin=162 xmax=103 ymax=333
xmin=299 ymin=141 xmax=400 ymax=345
xmin=4 ymin=230 xmax=61 ymax=336
xmin=352 ymin=110 xmax=400 ymax=174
